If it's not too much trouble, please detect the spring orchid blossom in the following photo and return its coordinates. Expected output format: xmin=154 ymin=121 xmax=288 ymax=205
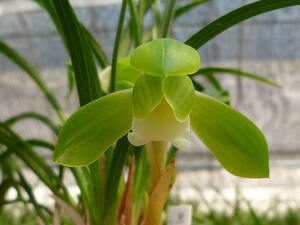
xmin=54 ymin=38 xmax=269 ymax=178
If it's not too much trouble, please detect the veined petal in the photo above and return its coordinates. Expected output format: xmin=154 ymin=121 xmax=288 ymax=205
xmin=130 ymin=38 xmax=200 ymax=77
xmin=54 ymin=90 xmax=133 ymax=167
xmin=133 ymin=74 xmax=163 ymax=118
xmin=190 ymin=91 xmax=269 ymax=178
xmin=128 ymin=99 xmax=191 ymax=149
xmin=162 ymin=76 xmax=195 ymax=122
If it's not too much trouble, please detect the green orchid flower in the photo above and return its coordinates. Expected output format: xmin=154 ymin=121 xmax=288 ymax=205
xmin=53 ymin=38 xmax=269 ymax=178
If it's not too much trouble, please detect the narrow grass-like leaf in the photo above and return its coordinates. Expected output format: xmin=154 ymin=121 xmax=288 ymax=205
xmin=151 ymin=0 xmax=162 ymax=39
xmin=185 ymin=0 xmax=300 ymax=49
xmin=203 ymin=73 xmax=222 ymax=90
xmin=35 ymin=0 xmax=109 ymax=69
xmin=0 ymin=179 xmax=15 ymax=211
xmin=160 ymin=0 xmax=176 ymax=38
xmin=46 ymin=2 xmax=110 ymax=225
xmin=128 ymin=0 xmax=142 ymax=46
xmin=4 ymin=112 xmax=59 ymax=134
xmin=203 ymin=88 xmax=230 ymax=105
xmin=174 ymin=0 xmax=211 ymax=18
xmin=0 ymin=40 xmax=64 ymax=121
xmin=51 ymin=0 xmax=103 ymax=105
xmin=103 ymin=136 xmax=130 ymax=225
xmin=118 ymin=0 xmax=155 ymax=56
xmin=26 ymin=139 xmax=55 ymax=151
xmin=195 ymin=67 xmax=281 ymax=87
xmin=133 ymin=147 xmax=148 ymax=223
xmin=18 ymin=171 xmax=49 ymax=224
xmin=0 ymin=124 xmax=56 ymax=190
xmin=110 ymin=0 xmax=128 ymax=93
xmin=66 ymin=59 xmax=75 ymax=98
xmin=0 ymin=122 xmax=72 ymax=204
xmin=80 ymin=24 xmax=109 ymax=68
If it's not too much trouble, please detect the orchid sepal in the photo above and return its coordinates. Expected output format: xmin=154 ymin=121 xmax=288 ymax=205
xmin=190 ymin=91 xmax=269 ymax=178
xmin=53 ymin=90 xmax=133 ymax=167
xmin=130 ymin=38 xmax=201 ymax=77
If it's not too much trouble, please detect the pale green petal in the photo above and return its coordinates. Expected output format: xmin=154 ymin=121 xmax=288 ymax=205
xmin=116 ymin=81 xmax=134 ymax=91
xmin=130 ymin=38 xmax=200 ymax=77
xmin=99 ymin=58 xmax=141 ymax=93
xmin=190 ymin=92 xmax=269 ymax=178
xmin=162 ymin=76 xmax=195 ymax=121
xmin=133 ymin=74 xmax=163 ymax=118
xmin=116 ymin=58 xmax=141 ymax=82
xmin=54 ymin=90 xmax=133 ymax=167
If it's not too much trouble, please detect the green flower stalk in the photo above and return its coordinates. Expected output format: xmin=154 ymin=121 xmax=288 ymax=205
xmin=53 ymin=38 xmax=269 ymax=179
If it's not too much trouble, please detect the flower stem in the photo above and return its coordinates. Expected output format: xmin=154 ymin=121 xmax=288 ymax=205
xmin=144 ymin=141 xmax=176 ymax=225
xmin=146 ymin=141 xmax=168 ymax=192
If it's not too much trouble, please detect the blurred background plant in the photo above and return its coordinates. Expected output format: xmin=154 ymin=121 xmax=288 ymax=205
xmin=1 ymin=0 xmax=300 ymax=224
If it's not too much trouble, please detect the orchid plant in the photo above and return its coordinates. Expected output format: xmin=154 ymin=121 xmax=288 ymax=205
xmin=54 ymin=38 xmax=269 ymax=225
xmin=1 ymin=0 xmax=299 ymax=225
xmin=54 ymin=38 xmax=268 ymax=178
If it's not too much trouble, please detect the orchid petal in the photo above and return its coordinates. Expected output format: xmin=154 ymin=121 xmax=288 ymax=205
xmin=190 ymin=92 xmax=269 ymax=178
xmin=162 ymin=76 xmax=195 ymax=121
xmin=133 ymin=74 xmax=163 ymax=118
xmin=128 ymin=100 xmax=191 ymax=149
xmin=54 ymin=90 xmax=133 ymax=166
xmin=99 ymin=58 xmax=141 ymax=93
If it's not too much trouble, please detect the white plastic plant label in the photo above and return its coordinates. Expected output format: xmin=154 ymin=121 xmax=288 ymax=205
xmin=167 ymin=205 xmax=192 ymax=225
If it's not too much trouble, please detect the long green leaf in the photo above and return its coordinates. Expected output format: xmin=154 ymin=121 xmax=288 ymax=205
xmin=51 ymin=0 xmax=103 ymax=105
xmin=151 ymin=0 xmax=162 ymax=39
xmin=128 ymin=0 xmax=142 ymax=46
xmin=17 ymin=171 xmax=49 ymax=223
xmin=110 ymin=0 xmax=128 ymax=92
xmin=203 ymin=73 xmax=222 ymax=90
xmin=26 ymin=139 xmax=55 ymax=151
xmin=35 ymin=0 xmax=109 ymax=69
xmin=48 ymin=2 xmax=109 ymax=225
xmin=185 ymin=0 xmax=300 ymax=49
xmin=0 ymin=123 xmax=58 ymax=193
xmin=4 ymin=112 xmax=59 ymax=134
xmin=0 ymin=40 xmax=64 ymax=121
xmin=103 ymin=136 xmax=130 ymax=225
xmin=0 ymin=124 xmax=74 ymax=210
xmin=118 ymin=0 xmax=155 ymax=57
xmin=160 ymin=0 xmax=176 ymax=38
xmin=174 ymin=0 xmax=211 ymax=18
xmin=0 ymin=179 xmax=15 ymax=211
xmin=133 ymin=147 xmax=148 ymax=223
xmin=80 ymin=24 xmax=109 ymax=68
xmin=194 ymin=67 xmax=281 ymax=87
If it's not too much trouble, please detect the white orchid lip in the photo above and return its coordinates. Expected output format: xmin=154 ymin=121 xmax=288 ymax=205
xmin=127 ymin=99 xmax=191 ymax=149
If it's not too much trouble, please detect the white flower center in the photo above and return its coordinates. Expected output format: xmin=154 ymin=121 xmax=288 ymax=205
xmin=127 ymin=99 xmax=191 ymax=149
